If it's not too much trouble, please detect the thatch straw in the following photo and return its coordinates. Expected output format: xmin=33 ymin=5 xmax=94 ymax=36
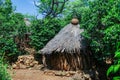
xmin=40 ymin=23 xmax=86 ymax=54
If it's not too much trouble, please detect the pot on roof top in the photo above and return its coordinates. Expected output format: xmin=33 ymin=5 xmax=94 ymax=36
xmin=71 ymin=18 xmax=79 ymax=25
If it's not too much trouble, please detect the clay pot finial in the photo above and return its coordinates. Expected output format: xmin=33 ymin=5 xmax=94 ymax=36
xmin=71 ymin=18 xmax=79 ymax=25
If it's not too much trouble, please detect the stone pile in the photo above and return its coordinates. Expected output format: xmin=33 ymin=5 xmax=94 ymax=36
xmin=12 ymin=55 xmax=42 ymax=69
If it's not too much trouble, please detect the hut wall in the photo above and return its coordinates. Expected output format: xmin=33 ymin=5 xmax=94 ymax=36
xmin=45 ymin=52 xmax=91 ymax=71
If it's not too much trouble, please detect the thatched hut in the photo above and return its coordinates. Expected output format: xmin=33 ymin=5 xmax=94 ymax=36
xmin=40 ymin=19 xmax=91 ymax=71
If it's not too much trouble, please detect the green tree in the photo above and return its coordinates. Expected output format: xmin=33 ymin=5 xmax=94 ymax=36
xmin=30 ymin=18 xmax=66 ymax=50
xmin=81 ymin=0 xmax=120 ymax=61
xmin=63 ymin=0 xmax=89 ymax=21
xmin=30 ymin=0 xmax=69 ymax=50
xmin=0 ymin=0 xmax=27 ymax=62
xmin=35 ymin=0 xmax=68 ymax=18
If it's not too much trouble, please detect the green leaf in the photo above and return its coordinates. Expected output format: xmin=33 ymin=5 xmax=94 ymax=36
xmin=113 ymin=76 xmax=120 ymax=80
xmin=113 ymin=65 xmax=120 ymax=73
xmin=117 ymin=42 xmax=120 ymax=51
xmin=114 ymin=51 xmax=120 ymax=58
xmin=118 ymin=61 xmax=120 ymax=64
xmin=107 ymin=65 xmax=114 ymax=76
xmin=107 ymin=65 xmax=120 ymax=76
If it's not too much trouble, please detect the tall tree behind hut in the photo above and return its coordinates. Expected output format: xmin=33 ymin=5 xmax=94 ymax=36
xmin=30 ymin=0 xmax=69 ymax=50
xmin=34 ymin=0 xmax=69 ymax=18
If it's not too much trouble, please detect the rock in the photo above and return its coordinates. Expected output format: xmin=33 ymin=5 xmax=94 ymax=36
xmin=84 ymin=74 xmax=91 ymax=80
xmin=44 ymin=70 xmax=55 ymax=76
xmin=24 ymin=48 xmax=36 ymax=55
xmin=33 ymin=61 xmax=38 ymax=65
xmin=71 ymin=73 xmax=85 ymax=80
xmin=19 ymin=63 xmax=26 ymax=69
xmin=66 ymin=73 xmax=71 ymax=77
xmin=33 ymin=65 xmax=42 ymax=70
xmin=12 ymin=55 xmax=40 ymax=70
xmin=12 ymin=64 xmax=19 ymax=69
xmin=69 ymin=72 xmax=92 ymax=80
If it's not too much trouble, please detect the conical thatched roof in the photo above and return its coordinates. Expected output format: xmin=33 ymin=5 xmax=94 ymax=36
xmin=40 ymin=23 xmax=86 ymax=54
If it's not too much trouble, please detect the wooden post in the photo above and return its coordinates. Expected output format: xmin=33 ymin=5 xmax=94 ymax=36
xmin=42 ymin=54 xmax=47 ymax=67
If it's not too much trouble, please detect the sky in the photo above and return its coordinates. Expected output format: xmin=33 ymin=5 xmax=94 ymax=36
xmin=11 ymin=0 xmax=74 ymax=19
xmin=11 ymin=0 xmax=42 ymax=18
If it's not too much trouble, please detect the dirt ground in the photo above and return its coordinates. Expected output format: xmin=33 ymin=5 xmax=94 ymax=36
xmin=11 ymin=69 xmax=70 ymax=80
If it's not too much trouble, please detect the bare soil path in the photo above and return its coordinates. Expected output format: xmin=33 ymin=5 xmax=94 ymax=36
xmin=11 ymin=69 xmax=69 ymax=80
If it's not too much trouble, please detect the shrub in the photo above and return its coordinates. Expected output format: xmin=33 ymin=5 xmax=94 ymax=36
xmin=81 ymin=0 xmax=120 ymax=62
xmin=0 ymin=55 xmax=11 ymax=80
xmin=107 ymin=42 xmax=120 ymax=80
